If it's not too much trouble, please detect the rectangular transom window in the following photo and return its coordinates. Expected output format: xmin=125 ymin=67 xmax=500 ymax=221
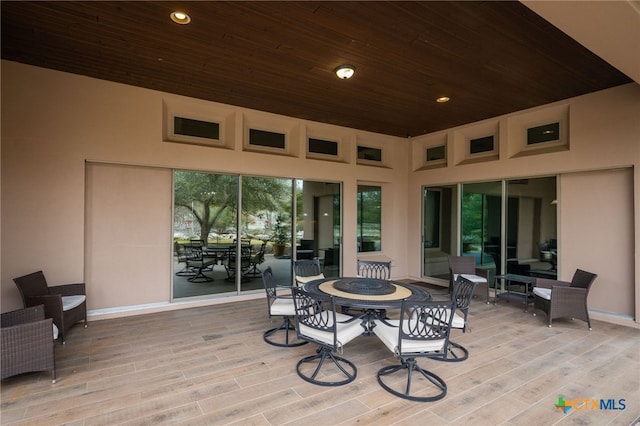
xmin=469 ymin=136 xmax=494 ymax=154
xmin=527 ymin=122 xmax=560 ymax=145
xmin=174 ymin=117 xmax=220 ymax=140
xmin=426 ymin=145 xmax=446 ymax=162
xmin=357 ymin=146 xmax=382 ymax=162
xmin=249 ymin=129 xmax=286 ymax=149
xmin=308 ymin=138 xmax=338 ymax=156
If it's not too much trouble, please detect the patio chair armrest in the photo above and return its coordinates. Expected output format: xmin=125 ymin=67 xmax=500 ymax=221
xmin=430 ymin=294 xmax=453 ymax=302
xmin=1 ymin=305 xmax=45 ymax=327
xmin=551 ymin=285 xmax=586 ymax=300
xmin=276 ymin=284 xmax=293 ymax=289
xmin=1 ymin=311 xmax=55 ymax=382
xmin=474 ymin=268 xmax=490 ymax=280
xmin=24 ymin=295 xmax=64 ymax=326
xmin=49 ymin=282 xmax=86 ymax=296
xmin=1 ymin=317 xmax=53 ymax=341
xmin=535 ymin=278 xmax=570 ymax=289
xmin=275 ymin=294 xmax=293 ymax=301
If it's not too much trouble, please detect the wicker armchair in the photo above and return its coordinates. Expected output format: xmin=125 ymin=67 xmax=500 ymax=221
xmin=13 ymin=270 xmax=87 ymax=344
xmin=1 ymin=305 xmax=56 ymax=383
xmin=448 ymin=255 xmax=490 ymax=304
xmin=532 ymin=269 xmax=597 ymax=330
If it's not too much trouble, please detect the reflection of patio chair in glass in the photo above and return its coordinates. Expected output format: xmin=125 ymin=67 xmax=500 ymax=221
xmin=225 ymin=246 xmax=252 ymax=281
xmin=184 ymin=245 xmax=215 ymax=282
xmin=175 ymin=243 xmax=197 ymax=277
xmin=245 ymin=243 xmax=266 ymax=277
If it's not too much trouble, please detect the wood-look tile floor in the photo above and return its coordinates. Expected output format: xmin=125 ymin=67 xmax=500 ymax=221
xmin=2 ymin=295 xmax=639 ymax=425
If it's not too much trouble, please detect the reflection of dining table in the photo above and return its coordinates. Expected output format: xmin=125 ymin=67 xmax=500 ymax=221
xmin=302 ymin=277 xmax=431 ymax=335
xmin=204 ymin=245 xmax=232 ymax=264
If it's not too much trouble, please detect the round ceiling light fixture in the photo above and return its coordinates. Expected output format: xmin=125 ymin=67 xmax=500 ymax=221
xmin=335 ymin=64 xmax=355 ymax=80
xmin=436 ymin=96 xmax=450 ymax=103
xmin=170 ymin=11 xmax=191 ymax=25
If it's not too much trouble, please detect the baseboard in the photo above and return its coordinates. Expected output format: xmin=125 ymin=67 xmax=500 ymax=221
xmin=589 ymin=309 xmax=639 ymax=329
xmin=87 ymin=292 xmax=263 ymax=321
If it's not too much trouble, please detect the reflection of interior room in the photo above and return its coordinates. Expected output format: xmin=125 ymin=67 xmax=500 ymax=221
xmin=298 ymin=181 xmax=341 ymax=276
xmin=504 ymin=177 xmax=557 ymax=279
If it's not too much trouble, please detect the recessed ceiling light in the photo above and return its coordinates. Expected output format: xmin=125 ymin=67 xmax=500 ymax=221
xmin=335 ymin=65 xmax=355 ymax=80
xmin=436 ymin=96 xmax=450 ymax=103
xmin=170 ymin=11 xmax=191 ymax=25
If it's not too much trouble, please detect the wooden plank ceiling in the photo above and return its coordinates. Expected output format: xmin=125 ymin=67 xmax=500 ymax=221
xmin=1 ymin=1 xmax=631 ymax=137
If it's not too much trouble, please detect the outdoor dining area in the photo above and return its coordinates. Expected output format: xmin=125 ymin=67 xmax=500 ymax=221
xmin=1 ymin=265 xmax=637 ymax=425
xmin=261 ymin=259 xmax=488 ymax=402
xmin=259 ymin=257 xmax=605 ymax=405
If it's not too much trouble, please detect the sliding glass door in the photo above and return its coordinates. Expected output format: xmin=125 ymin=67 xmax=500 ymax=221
xmin=357 ymin=185 xmax=382 ymax=252
xmin=173 ymin=171 xmax=341 ymax=299
xmin=296 ymin=180 xmax=341 ymax=278
xmin=422 ymin=176 xmax=557 ymax=283
xmin=240 ymin=176 xmax=293 ymax=289
xmin=461 ymin=181 xmax=502 ymax=275
xmin=422 ymin=185 xmax=456 ymax=280
xmin=505 ymin=177 xmax=557 ymax=278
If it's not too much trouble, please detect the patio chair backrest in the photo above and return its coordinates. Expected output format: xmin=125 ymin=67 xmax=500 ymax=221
xmin=451 ymin=275 xmax=478 ymax=311
xmin=397 ymin=300 xmax=455 ymax=357
xmin=13 ymin=271 xmax=50 ymax=302
xmin=357 ymin=260 xmax=391 ymax=280
xmin=294 ymin=259 xmax=322 ymax=277
xmin=448 ymin=255 xmax=476 ymax=275
xmin=291 ymin=286 xmax=339 ymax=350
xmin=570 ymin=269 xmax=597 ymax=289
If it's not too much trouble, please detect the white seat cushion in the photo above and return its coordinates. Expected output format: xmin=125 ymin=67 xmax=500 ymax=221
xmin=533 ymin=287 xmax=552 ymax=300
xmin=298 ymin=312 xmax=362 ymax=348
xmin=52 ymin=323 xmax=59 ymax=340
xmin=62 ymin=295 xmax=86 ymax=311
xmin=373 ymin=319 xmax=445 ymax=354
xmin=454 ymin=273 xmax=487 ymax=283
xmin=269 ymin=297 xmax=296 ymax=316
xmin=295 ymin=273 xmax=325 ymax=285
xmin=450 ymin=311 xmax=465 ymax=329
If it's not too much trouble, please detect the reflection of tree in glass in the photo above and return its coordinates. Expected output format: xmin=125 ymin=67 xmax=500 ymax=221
xmin=357 ymin=185 xmax=382 ymax=252
xmin=174 ymin=172 xmax=290 ymax=242
xmin=462 ymin=193 xmax=483 ymax=245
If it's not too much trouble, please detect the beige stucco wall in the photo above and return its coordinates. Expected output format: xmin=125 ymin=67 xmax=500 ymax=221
xmin=0 ymin=60 xmax=408 ymax=314
xmin=2 ymin=60 xmax=639 ymax=327
xmin=408 ymin=83 xmax=640 ymax=326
